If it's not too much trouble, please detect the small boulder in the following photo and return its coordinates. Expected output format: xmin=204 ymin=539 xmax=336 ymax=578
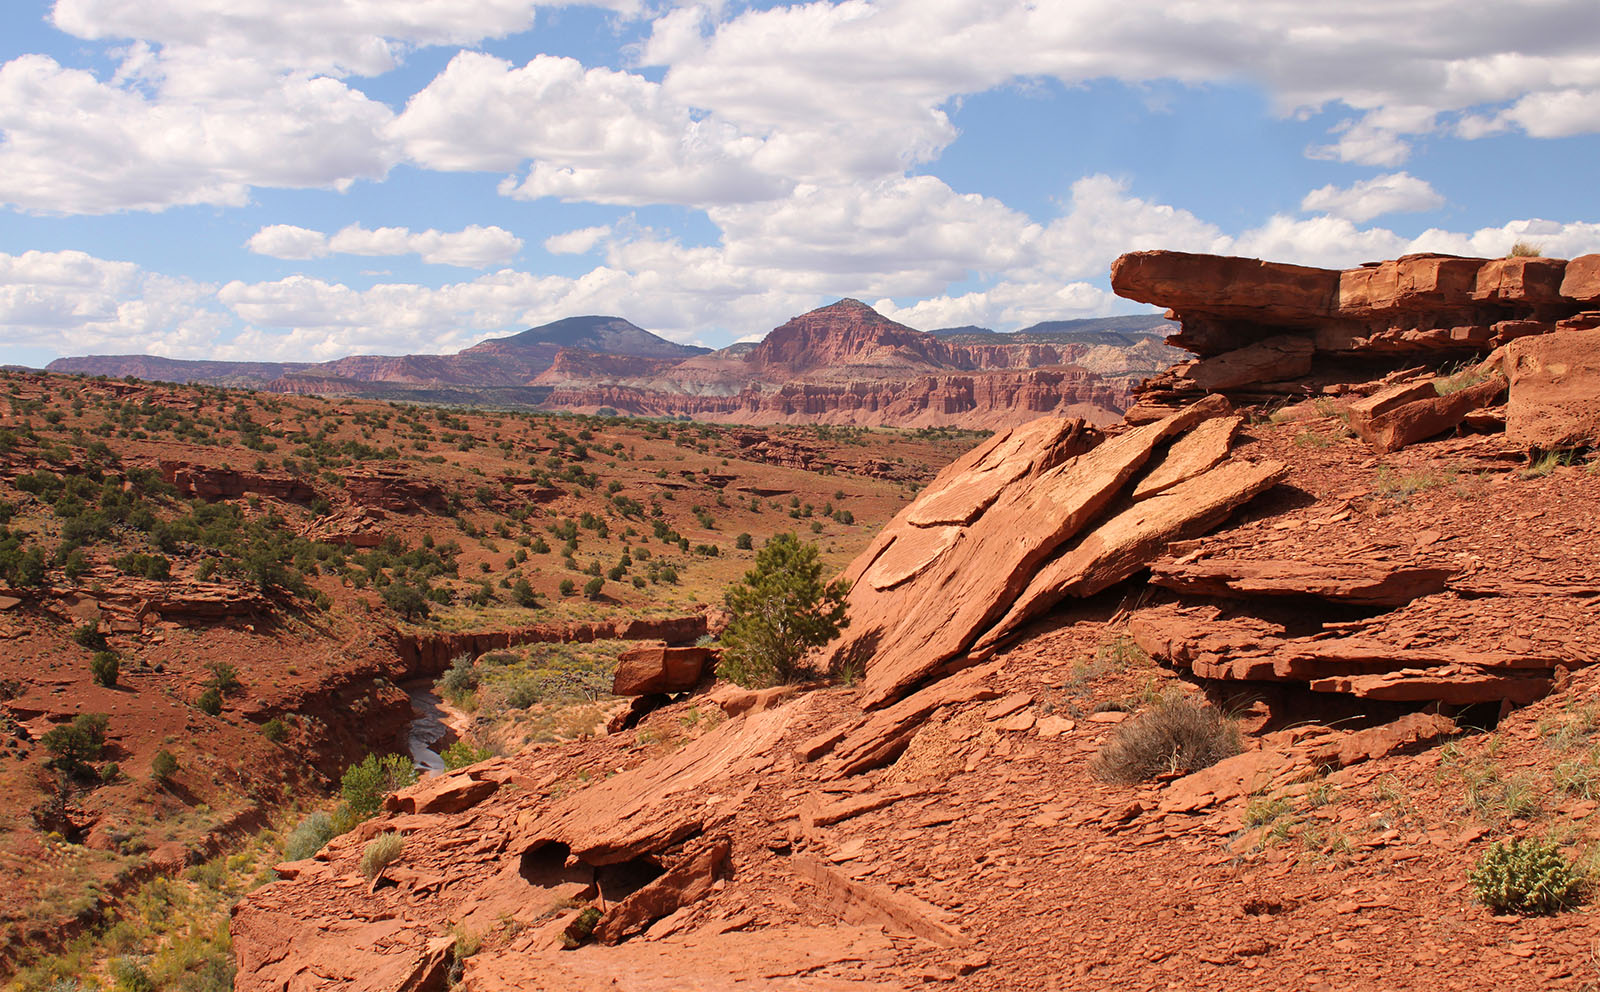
xmin=1507 ymin=327 xmax=1600 ymax=450
xmin=612 ymin=644 xmax=713 ymax=696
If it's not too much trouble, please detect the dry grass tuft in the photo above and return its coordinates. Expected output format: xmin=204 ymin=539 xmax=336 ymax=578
xmin=1091 ymin=697 xmax=1242 ymax=784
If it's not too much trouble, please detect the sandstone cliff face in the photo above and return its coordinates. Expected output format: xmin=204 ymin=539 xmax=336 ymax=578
xmin=544 ymin=367 xmax=1131 ymax=428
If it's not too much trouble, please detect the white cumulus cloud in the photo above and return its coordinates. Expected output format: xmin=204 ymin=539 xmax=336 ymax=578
xmin=1300 ymin=172 xmax=1446 ymax=222
xmin=246 ymin=223 xmax=522 ymax=267
xmin=544 ymin=226 xmax=612 ymax=255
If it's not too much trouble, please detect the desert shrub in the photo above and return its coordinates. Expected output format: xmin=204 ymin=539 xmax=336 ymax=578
xmin=1470 ymin=837 xmax=1585 ymax=914
xmin=717 ymin=533 xmax=849 ymax=688
xmin=109 ymin=957 xmax=154 ymax=992
xmin=583 ymin=577 xmax=604 ymax=600
xmin=196 ymin=687 xmax=223 ymax=716
xmin=150 ymin=749 xmax=179 ymax=782
xmin=90 ymin=651 xmax=119 ymax=688
xmin=381 ymin=579 xmax=431 ymax=621
xmin=205 ymin=660 xmax=241 ymax=694
xmin=734 ymin=532 xmax=753 ymax=550
xmin=512 ymin=577 xmax=539 ymax=607
xmin=439 ymin=655 xmax=478 ymax=703
xmin=284 ymin=811 xmax=337 ymax=861
xmin=261 ymin=717 xmax=288 ymax=742
xmin=559 ymin=578 xmax=575 ymax=596
xmin=1507 ymin=241 xmax=1542 ymax=257
xmin=72 ymin=622 xmax=107 ymax=649
xmin=441 ymin=740 xmax=493 ymax=769
xmin=341 ymin=752 xmax=417 ymax=820
xmin=42 ymin=712 xmax=108 ymax=776
xmin=1090 ymin=697 xmax=1241 ymax=783
xmin=360 ymin=831 xmax=405 ymax=880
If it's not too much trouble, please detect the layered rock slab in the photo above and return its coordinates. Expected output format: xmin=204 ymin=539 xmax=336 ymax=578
xmin=831 ymin=399 xmax=1237 ymax=708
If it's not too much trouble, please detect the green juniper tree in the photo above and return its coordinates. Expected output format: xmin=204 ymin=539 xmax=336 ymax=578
xmin=717 ymin=533 xmax=849 ymax=688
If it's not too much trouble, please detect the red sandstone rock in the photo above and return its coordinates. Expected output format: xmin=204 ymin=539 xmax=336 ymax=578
xmin=1354 ymin=375 xmax=1506 ymax=453
xmin=1111 ymin=251 xmax=1339 ymax=324
xmin=1506 ymin=328 xmax=1600 ymax=450
xmin=1473 ymin=256 xmax=1569 ymax=305
xmin=973 ymin=456 xmax=1286 ymax=656
xmin=1309 ymin=712 xmax=1459 ymax=768
xmin=385 ymin=770 xmax=499 ymax=815
xmin=160 ymin=460 xmax=316 ymax=503
xmin=1131 ymin=414 xmax=1241 ymax=500
xmin=834 ymin=400 xmax=1233 ymax=708
xmin=1179 ymin=336 xmax=1314 ymax=391
xmin=1148 ymin=558 xmax=1455 ymax=607
xmin=1559 ymin=254 xmax=1600 ymax=302
xmin=790 ymin=853 xmax=970 ymax=947
xmin=592 ymin=837 xmax=731 ymax=944
xmin=611 ymin=645 xmax=712 ymax=696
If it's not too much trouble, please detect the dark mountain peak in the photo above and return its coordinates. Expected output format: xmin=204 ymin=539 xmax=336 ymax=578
xmin=466 ymin=316 xmax=707 ymax=359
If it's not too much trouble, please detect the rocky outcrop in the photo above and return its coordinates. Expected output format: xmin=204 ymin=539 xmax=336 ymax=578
xmin=825 ymin=397 xmax=1286 ymax=707
xmin=393 ymin=615 xmax=710 ymax=675
xmin=159 ymin=461 xmax=317 ymax=503
xmin=1115 ymin=250 xmax=1600 ymax=424
xmin=343 ymin=471 xmax=450 ymax=514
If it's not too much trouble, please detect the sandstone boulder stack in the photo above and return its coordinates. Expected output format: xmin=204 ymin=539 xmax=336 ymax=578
xmin=1113 ymin=249 xmax=1600 ymax=451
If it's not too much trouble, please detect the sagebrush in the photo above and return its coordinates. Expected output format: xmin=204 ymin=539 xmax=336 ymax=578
xmin=1091 ymin=697 xmax=1241 ymax=783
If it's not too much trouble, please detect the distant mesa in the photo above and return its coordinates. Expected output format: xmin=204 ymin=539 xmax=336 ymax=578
xmin=47 ymin=304 xmax=1181 ymax=429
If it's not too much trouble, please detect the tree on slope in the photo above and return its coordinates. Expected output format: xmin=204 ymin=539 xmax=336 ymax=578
xmin=717 ymin=533 xmax=849 ymax=687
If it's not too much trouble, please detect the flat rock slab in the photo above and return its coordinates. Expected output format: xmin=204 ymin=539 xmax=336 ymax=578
xmin=462 ymin=925 xmax=912 ymax=991
xmin=1132 ymin=415 xmax=1243 ymax=501
xmin=973 ymin=456 xmax=1287 ymax=657
xmin=834 ymin=399 xmax=1231 ymax=709
xmin=1356 ymin=375 xmax=1506 ymax=453
xmin=1147 ymin=558 xmax=1455 ymax=607
xmin=791 ymin=854 xmax=970 ymax=947
xmin=1159 ymin=749 xmax=1308 ymax=814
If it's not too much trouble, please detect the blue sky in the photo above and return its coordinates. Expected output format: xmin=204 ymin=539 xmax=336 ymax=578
xmin=2 ymin=0 xmax=1599 ymax=367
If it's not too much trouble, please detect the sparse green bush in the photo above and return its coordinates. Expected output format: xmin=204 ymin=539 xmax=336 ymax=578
xmin=439 ymin=654 xmax=478 ymax=704
xmin=109 ymin=956 xmax=155 ymax=992
xmin=734 ymin=532 xmax=753 ymax=550
xmin=90 ymin=651 xmax=119 ymax=688
xmin=150 ymin=749 xmax=179 ymax=782
xmin=716 ymin=533 xmax=849 ymax=688
xmin=42 ymin=712 xmax=108 ymax=777
xmin=1090 ymin=697 xmax=1241 ymax=783
xmin=72 ymin=622 xmax=107 ymax=650
xmin=341 ymin=752 xmax=417 ymax=820
xmin=583 ymin=576 xmax=604 ymax=600
xmin=559 ymin=578 xmax=576 ymax=596
xmin=441 ymin=740 xmax=493 ymax=770
xmin=196 ymin=687 xmax=223 ymax=716
xmin=1470 ymin=837 xmax=1584 ymax=914
xmin=261 ymin=717 xmax=288 ymax=743
xmin=284 ymin=811 xmax=337 ymax=861
xmin=360 ymin=831 xmax=405 ymax=880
